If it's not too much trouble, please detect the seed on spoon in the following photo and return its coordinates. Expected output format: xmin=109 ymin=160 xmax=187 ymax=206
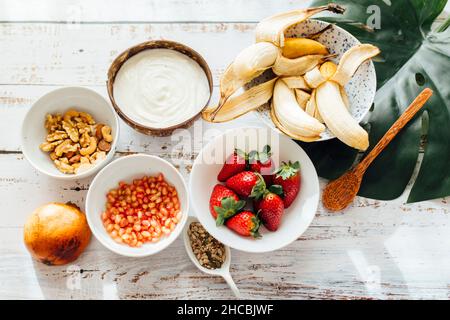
xmin=188 ymin=222 xmax=226 ymax=269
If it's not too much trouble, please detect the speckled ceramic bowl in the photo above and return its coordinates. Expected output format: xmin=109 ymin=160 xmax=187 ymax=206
xmin=252 ymin=19 xmax=377 ymax=141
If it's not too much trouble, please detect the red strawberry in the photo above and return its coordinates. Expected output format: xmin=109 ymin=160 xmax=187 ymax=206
xmin=226 ymin=171 xmax=266 ymax=198
xmin=209 ymin=184 xmax=245 ymax=225
xmin=273 ymin=161 xmax=301 ymax=208
xmin=254 ymin=187 xmax=284 ymax=231
xmin=225 ymin=211 xmax=261 ymax=237
xmin=249 ymin=145 xmax=275 ymax=185
xmin=217 ymin=149 xmax=247 ymax=182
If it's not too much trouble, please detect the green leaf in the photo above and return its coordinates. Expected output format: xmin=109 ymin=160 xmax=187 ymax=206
xmin=268 ymin=184 xmax=284 ymax=196
xmin=274 ymin=161 xmax=301 ymax=180
xmin=309 ymin=0 xmax=450 ymax=202
xmin=250 ymin=173 xmax=267 ymax=199
xmin=214 ymin=197 xmax=246 ymax=226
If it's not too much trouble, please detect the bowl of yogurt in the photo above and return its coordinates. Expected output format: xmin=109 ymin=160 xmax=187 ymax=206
xmin=107 ymin=40 xmax=213 ymax=136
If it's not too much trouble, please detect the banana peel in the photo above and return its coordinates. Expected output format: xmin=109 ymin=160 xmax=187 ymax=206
xmin=255 ymin=4 xmax=345 ymax=47
xmin=331 ymin=44 xmax=380 ymax=86
xmin=202 ymin=78 xmax=277 ymax=123
xmin=281 ymin=76 xmax=310 ymax=91
xmin=273 ymin=53 xmax=323 ymax=76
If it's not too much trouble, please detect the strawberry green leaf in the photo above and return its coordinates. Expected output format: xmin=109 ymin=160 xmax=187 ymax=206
xmin=214 ymin=197 xmax=246 ymax=226
xmin=250 ymin=215 xmax=262 ymax=238
xmin=307 ymin=0 xmax=450 ymax=202
xmin=268 ymin=184 xmax=284 ymax=196
xmin=249 ymin=145 xmax=272 ymax=164
xmin=275 ymin=161 xmax=300 ymax=180
xmin=250 ymin=173 xmax=267 ymax=199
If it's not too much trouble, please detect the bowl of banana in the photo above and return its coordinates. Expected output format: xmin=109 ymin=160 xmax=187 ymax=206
xmin=202 ymin=4 xmax=379 ymax=152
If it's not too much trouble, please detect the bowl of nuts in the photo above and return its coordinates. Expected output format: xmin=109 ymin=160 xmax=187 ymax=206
xmin=21 ymin=86 xmax=119 ymax=179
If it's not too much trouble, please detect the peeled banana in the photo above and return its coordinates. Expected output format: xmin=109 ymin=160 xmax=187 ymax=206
xmin=270 ymin=102 xmax=321 ymax=142
xmin=294 ymin=89 xmax=310 ymax=110
xmin=282 ymin=38 xmax=329 ymax=59
xmin=331 ymin=44 xmax=380 ymax=86
xmin=305 ymin=89 xmax=316 ymax=117
xmin=233 ymin=42 xmax=279 ymax=80
xmin=203 ymin=78 xmax=277 ymax=123
xmin=272 ymin=79 xmax=325 ymax=139
xmin=273 ymin=53 xmax=323 ymax=76
xmin=316 ymin=81 xmax=369 ymax=150
xmin=255 ymin=4 xmax=345 ymax=47
xmin=281 ymin=76 xmax=310 ymax=90
xmin=339 ymin=85 xmax=350 ymax=109
xmin=304 ymin=66 xmax=327 ymax=88
xmin=319 ymin=61 xmax=337 ymax=79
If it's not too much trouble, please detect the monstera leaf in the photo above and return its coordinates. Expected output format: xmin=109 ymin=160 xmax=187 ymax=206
xmin=302 ymin=0 xmax=450 ymax=203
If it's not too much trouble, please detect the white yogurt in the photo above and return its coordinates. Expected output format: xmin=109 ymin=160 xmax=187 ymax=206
xmin=113 ymin=48 xmax=210 ymax=129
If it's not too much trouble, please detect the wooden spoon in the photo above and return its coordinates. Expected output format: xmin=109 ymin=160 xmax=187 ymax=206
xmin=322 ymin=88 xmax=433 ymax=211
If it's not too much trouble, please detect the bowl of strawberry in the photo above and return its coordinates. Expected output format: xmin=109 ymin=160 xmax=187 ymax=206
xmin=189 ymin=127 xmax=319 ymax=253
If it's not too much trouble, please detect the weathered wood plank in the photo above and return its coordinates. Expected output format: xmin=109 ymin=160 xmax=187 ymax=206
xmin=0 ymin=23 xmax=255 ymax=86
xmin=0 ymin=0 xmax=304 ymax=23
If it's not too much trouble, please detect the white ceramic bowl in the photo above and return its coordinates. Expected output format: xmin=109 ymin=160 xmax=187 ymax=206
xmin=189 ymin=127 xmax=320 ymax=253
xmin=21 ymin=86 xmax=119 ymax=179
xmin=85 ymin=154 xmax=189 ymax=257
xmin=252 ymin=19 xmax=377 ymax=141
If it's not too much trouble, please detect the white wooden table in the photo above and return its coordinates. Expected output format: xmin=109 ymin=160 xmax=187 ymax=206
xmin=1 ymin=0 xmax=450 ymax=300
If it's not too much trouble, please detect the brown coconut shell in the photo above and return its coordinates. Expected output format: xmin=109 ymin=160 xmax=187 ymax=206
xmin=107 ymin=40 xmax=213 ymax=136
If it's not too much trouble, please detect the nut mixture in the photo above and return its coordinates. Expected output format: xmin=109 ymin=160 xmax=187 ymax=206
xmin=39 ymin=109 xmax=113 ymax=174
xmin=188 ymin=222 xmax=226 ymax=269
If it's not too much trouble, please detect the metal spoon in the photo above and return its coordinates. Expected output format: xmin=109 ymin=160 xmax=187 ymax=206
xmin=183 ymin=216 xmax=241 ymax=298
xmin=322 ymin=88 xmax=433 ymax=211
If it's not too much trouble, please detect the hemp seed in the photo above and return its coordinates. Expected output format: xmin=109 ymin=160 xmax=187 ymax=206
xmin=188 ymin=222 xmax=226 ymax=269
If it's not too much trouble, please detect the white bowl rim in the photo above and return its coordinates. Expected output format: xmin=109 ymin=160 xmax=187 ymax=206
xmin=188 ymin=126 xmax=320 ymax=253
xmin=21 ymin=86 xmax=120 ymax=180
xmin=85 ymin=153 xmax=190 ymax=257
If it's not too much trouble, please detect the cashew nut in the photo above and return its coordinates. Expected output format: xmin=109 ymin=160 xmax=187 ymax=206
xmin=62 ymin=120 xmax=79 ymax=143
xmin=101 ymin=125 xmax=113 ymax=142
xmin=80 ymin=136 xmax=97 ymax=156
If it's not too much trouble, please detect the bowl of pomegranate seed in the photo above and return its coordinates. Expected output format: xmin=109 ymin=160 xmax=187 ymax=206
xmin=189 ymin=127 xmax=320 ymax=253
xmin=86 ymin=154 xmax=189 ymax=257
